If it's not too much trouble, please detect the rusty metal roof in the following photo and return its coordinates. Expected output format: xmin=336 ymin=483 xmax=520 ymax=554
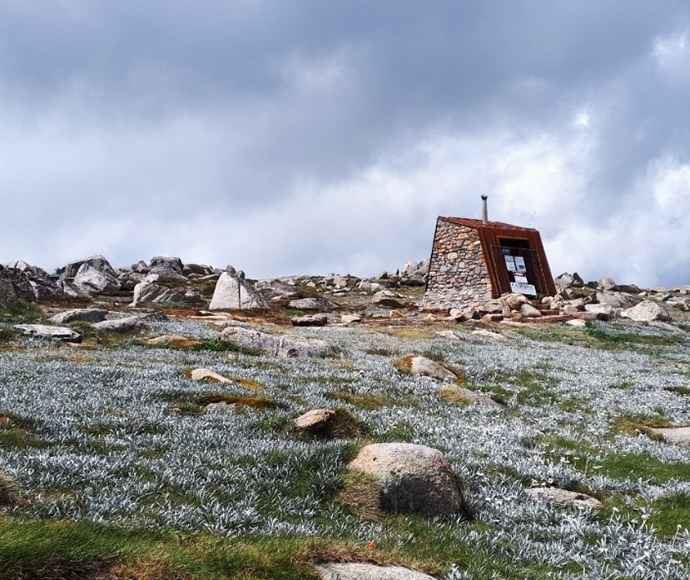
xmin=439 ymin=216 xmax=540 ymax=232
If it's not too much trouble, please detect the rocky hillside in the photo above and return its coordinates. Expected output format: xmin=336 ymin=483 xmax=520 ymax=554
xmin=1 ymin=255 xmax=690 ymax=579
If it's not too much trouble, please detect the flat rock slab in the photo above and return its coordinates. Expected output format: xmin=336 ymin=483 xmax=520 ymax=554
xmin=13 ymin=324 xmax=82 ymax=343
xmin=649 ymin=427 xmax=690 ymax=446
xmin=316 ymin=563 xmax=436 ymax=580
xmin=219 ymin=326 xmax=332 ymax=358
xmin=50 ymin=308 xmax=108 ymax=325
xmin=92 ymin=316 xmax=147 ymax=333
xmin=525 ymin=487 xmax=602 ymax=510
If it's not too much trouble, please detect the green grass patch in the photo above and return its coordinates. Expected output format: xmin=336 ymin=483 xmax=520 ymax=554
xmin=611 ymin=412 xmax=672 ymax=439
xmin=439 ymin=386 xmax=472 ymax=406
xmin=486 ymin=370 xmax=557 ymax=407
xmin=649 ymin=493 xmax=690 ymax=536
xmin=377 ymin=421 xmax=416 ymax=443
xmin=584 ymin=327 xmax=685 ymax=349
xmin=188 ymin=338 xmax=262 ymax=356
xmin=599 ymin=452 xmax=690 ymax=483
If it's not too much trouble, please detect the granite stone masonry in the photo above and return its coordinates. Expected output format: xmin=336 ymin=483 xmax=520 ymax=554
xmin=421 ymin=221 xmax=493 ymax=310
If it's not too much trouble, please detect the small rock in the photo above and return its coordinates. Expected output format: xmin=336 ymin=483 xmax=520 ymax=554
xmin=288 ymin=297 xmax=338 ymax=311
xmin=525 ymin=487 xmax=602 ymax=509
xmin=565 ymin=319 xmax=587 ymax=328
xmin=291 ymin=314 xmax=328 ymax=327
xmin=482 ymin=313 xmax=504 ymax=323
xmin=472 ymin=329 xmax=505 ymax=339
xmin=502 ymin=292 xmax=529 ymax=311
xmin=190 ymin=368 xmax=232 ymax=383
xmin=294 ymin=409 xmax=335 ymax=433
xmin=372 ymin=290 xmax=405 ymax=308
xmin=341 ymin=314 xmax=362 ymax=324
xmin=316 ymin=563 xmax=436 ymax=580
xmin=520 ymin=303 xmax=542 ymax=318
xmin=409 ymin=356 xmax=457 ymax=382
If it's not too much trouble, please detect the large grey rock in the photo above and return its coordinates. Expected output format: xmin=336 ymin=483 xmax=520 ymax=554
xmin=596 ymin=291 xmax=635 ymax=309
xmin=584 ymin=303 xmax=615 ymax=321
xmin=65 ymin=256 xmax=121 ymax=295
xmin=555 ymin=272 xmax=583 ymax=294
xmin=13 ymin=324 xmax=81 ymax=343
xmin=209 ymin=272 xmax=267 ymax=310
xmin=598 ymin=277 xmax=617 ymax=291
xmin=131 ymin=280 xmax=186 ymax=306
xmin=622 ymin=300 xmax=671 ymax=322
xmin=148 ymin=256 xmax=186 ymax=282
xmin=288 ymin=297 xmax=338 ymax=311
xmin=219 ymin=326 xmax=332 ymax=358
xmin=0 ymin=265 xmax=34 ymax=304
xmin=357 ymin=280 xmax=386 ymax=294
xmin=372 ymin=290 xmax=405 ymax=308
xmin=92 ymin=316 xmax=147 ymax=333
xmin=316 ymin=563 xmax=436 ymax=580
xmin=50 ymin=308 xmax=108 ymax=325
xmin=349 ymin=443 xmax=466 ymax=517
xmin=4 ymin=261 xmax=62 ymax=301
xmin=409 ymin=356 xmax=457 ymax=382
xmin=0 ymin=269 xmax=19 ymax=310
xmin=256 ymin=279 xmax=302 ymax=301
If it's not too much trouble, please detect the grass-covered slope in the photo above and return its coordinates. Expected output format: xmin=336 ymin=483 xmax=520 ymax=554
xmin=1 ymin=316 xmax=690 ymax=579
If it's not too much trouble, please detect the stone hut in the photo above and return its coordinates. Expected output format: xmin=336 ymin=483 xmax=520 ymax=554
xmin=420 ymin=215 xmax=556 ymax=310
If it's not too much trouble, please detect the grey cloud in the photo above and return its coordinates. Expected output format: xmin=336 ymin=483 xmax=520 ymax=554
xmin=1 ymin=1 xmax=690 ymax=284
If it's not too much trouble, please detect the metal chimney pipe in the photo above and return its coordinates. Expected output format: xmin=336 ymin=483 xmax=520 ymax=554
xmin=481 ymin=195 xmax=488 ymax=224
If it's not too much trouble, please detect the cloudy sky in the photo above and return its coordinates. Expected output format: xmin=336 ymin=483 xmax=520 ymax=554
xmin=2 ymin=1 xmax=690 ymax=286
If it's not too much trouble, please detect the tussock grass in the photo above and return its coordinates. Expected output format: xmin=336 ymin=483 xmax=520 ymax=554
xmin=439 ymin=385 xmax=472 ymax=406
xmin=0 ymin=472 xmax=20 ymax=507
xmin=0 ymin=410 xmax=48 ymax=449
xmin=337 ymin=469 xmax=383 ymax=521
xmin=610 ymin=412 xmax=673 ymax=439
xmin=197 ymin=393 xmax=279 ymax=410
xmin=0 ymin=301 xmax=45 ymax=323
xmin=324 ymin=391 xmax=392 ymax=410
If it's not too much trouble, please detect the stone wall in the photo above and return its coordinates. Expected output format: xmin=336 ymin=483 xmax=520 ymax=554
xmin=420 ymin=220 xmax=494 ymax=310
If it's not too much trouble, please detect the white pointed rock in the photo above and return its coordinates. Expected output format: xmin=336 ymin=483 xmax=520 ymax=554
xmin=209 ymin=272 xmax=267 ymax=310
